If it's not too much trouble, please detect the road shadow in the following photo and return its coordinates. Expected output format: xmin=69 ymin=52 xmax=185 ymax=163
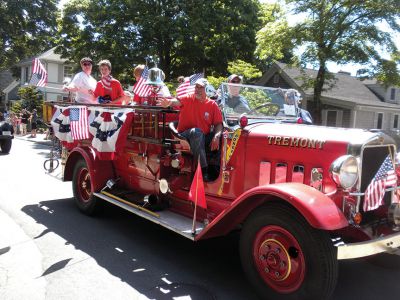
xmin=22 ymin=198 xmax=400 ymax=300
xmin=22 ymin=198 xmax=259 ymax=300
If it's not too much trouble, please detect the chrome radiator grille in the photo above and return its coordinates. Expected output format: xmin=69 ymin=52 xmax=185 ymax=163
xmin=360 ymin=145 xmax=396 ymax=209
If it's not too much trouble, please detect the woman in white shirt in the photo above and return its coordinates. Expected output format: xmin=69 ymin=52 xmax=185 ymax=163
xmin=64 ymin=57 xmax=97 ymax=104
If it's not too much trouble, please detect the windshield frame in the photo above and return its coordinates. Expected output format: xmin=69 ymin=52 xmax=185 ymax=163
xmin=218 ymin=83 xmax=301 ymax=125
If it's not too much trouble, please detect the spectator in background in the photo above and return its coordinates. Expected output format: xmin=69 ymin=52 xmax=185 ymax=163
xmin=91 ymin=59 xmax=130 ymax=105
xmin=9 ymin=112 xmax=18 ymax=135
xmin=29 ymin=109 xmax=38 ymax=138
xmin=63 ymin=57 xmax=97 ymax=104
xmin=20 ymin=109 xmax=30 ymax=136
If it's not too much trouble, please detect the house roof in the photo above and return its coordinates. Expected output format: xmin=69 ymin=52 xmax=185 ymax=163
xmin=0 ymin=69 xmax=14 ymax=93
xmin=17 ymin=47 xmax=68 ymax=66
xmin=258 ymin=62 xmax=398 ymax=108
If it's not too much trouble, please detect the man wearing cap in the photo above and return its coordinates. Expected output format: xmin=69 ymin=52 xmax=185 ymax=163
xmin=158 ymin=78 xmax=223 ymax=181
xmin=218 ymin=74 xmax=250 ymax=114
xmin=64 ymin=57 xmax=97 ymax=104
xmin=29 ymin=109 xmax=38 ymax=138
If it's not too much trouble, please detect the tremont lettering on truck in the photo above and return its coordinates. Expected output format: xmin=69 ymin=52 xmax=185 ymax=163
xmin=266 ymin=135 xmax=326 ymax=149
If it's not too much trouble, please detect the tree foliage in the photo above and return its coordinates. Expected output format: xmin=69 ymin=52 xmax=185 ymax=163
xmin=255 ymin=2 xmax=294 ymax=65
xmin=17 ymin=86 xmax=43 ymax=113
xmin=56 ymin=0 xmax=261 ymax=81
xmin=227 ymin=59 xmax=262 ymax=83
xmin=286 ymin=0 xmax=400 ymax=124
xmin=0 ymin=0 xmax=58 ymax=72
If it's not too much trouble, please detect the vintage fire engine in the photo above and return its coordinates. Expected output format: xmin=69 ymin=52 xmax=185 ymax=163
xmin=47 ymin=82 xmax=400 ymax=300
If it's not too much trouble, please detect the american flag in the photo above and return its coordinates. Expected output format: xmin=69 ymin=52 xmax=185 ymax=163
xmin=69 ymin=106 xmax=89 ymax=140
xmin=363 ymin=155 xmax=397 ymax=211
xmin=29 ymin=58 xmax=48 ymax=87
xmin=133 ymin=65 xmax=151 ymax=97
xmin=176 ymin=73 xmax=203 ymax=98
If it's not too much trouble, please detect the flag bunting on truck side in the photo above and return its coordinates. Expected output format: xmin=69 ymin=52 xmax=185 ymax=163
xmin=88 ymin=107 xmax=134 ymax=160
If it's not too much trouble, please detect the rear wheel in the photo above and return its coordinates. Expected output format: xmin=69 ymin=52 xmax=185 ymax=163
xmin=72 ymin=159 xmax=100 ymax=215
xmin=240 ymin=204 xmax=337 ymax=300
xmin=0 ymin=139 xmax=12 ymax=154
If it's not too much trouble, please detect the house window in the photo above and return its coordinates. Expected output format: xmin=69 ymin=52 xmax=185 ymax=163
xmin=326 ymin=111 xmax=337 ymax=126
xmin=63 ymin=65 xmax=73 ymax=79
xmin=394 ymin=114 xmax=399 ymax=129
xmin=25 ymin=67 xmax=29 ymax=83
xmin=377 ymin=113 xmax=383 ymax=129
xmin=390 ymin=88 xmax=396 ymax=101
xmin=273 ymin=74 xmax=279 ymax=84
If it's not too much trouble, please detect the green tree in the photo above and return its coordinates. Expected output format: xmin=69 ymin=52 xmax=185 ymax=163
xmin=56 ymin=0 xmax=261 ymax=80
xmin=286 ymin=0 xmax=400 ymax=124
xmin=0 ymin=0 xmax=58 ymax=72
xmin=255 ymin=2 xmax=294 ymax=68
xmin=17 ymin=86 xmax=43 ymax=114
xmin=227 ymin=60 xmax=262 ymax=83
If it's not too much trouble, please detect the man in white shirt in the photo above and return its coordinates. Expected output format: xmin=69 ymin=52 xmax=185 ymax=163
xmin=64 ymin=57 xmax=97 ymax=104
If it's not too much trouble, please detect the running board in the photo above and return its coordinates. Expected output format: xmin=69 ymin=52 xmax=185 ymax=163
xmin=93 ymin=192 xmax=204 ymax=241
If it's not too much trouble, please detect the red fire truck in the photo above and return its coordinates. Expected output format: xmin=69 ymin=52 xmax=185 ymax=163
xmin=48 ymin=83 xmax=400 ymax=300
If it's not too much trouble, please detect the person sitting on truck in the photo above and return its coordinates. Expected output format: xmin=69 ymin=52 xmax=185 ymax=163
xmin=63 ymin=57 xmax=97 ymax=104
xmin=91 ymin=59 xmax=130 ymax=105
xmin=132 ymin=65 xmax=171 ymax=105
xmin=217 ymin=74 xmax=250 ymax=114
xmin=158 ymin=78 xmax=223 ymax=182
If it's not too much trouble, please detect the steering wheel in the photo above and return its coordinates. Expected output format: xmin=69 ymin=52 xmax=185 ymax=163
xmin=249 ymin=103 xmax=280 ymax=116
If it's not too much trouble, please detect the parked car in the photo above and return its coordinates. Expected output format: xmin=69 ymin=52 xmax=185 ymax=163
xmin=0 ymin=113 xmax=14 ymax=154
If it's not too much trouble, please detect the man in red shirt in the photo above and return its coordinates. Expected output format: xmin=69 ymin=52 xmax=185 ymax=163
xmin=159 ymin=78 xmax=223 ymax=181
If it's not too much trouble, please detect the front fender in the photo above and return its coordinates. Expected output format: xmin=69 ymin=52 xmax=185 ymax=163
xmin=197 ymin=182 xmax=348 ymax=240
xmin=64 ymin=147 xmax=115 ymax=192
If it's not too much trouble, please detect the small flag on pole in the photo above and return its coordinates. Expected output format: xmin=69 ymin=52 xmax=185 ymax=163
xmin=189 ymin=161 xmax=207 ymax=209
xmin=29 ymin=58 xmax=48 ymax=87
xmin=363 ymin=155 xmax=397 ymax=211
xmin=133 ymin=65 xmax=151 ymax=97
xmin=69 ymin=106 xmax=89 ymax=140
xmin=176 ymin=73 xmax=203 ymax=98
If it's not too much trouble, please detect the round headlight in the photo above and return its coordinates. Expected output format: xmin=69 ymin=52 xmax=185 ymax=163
xmin=330 ymin=155 xmax=359 ymax=190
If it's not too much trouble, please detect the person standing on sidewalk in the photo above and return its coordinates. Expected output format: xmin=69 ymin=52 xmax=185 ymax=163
xmin=9 ymin=112 xmax=18 ymax=134
xmin=29 ymin=109 xmax=38 ymax=138
xmin=20 ymin=109 xmax=30 ymax=136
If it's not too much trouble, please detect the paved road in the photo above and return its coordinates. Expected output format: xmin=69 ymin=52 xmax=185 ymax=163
xmin=1 ymin=137 xmax=400 ymax=299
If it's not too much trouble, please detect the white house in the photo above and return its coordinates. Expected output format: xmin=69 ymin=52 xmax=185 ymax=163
xmin=2 ymin=47 xmax=73 ymax=108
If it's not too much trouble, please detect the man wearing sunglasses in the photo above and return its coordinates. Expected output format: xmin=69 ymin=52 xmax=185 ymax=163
xmin=63 ymin=57 xmax=97 ymax=104
xmin=217 ymin=74 xmax=250 ymax=114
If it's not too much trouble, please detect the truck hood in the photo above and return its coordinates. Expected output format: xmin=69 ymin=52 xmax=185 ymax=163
xmin=246 ymin=123 xmax=395 ymax=152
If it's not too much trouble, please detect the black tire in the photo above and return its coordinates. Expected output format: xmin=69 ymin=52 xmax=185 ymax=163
xmin=240 ymin=203 xmax=338 ymax=300
xmin=0 ymin=139 xmax=12 ymax=154
xmin=72 ymin=159 xmax=100 ymax=215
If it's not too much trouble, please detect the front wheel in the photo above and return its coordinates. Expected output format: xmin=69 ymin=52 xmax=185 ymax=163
xmin=0 ymin=139 xmax=12 ymax=154
xmin=240 ymin=204 xmax=337 ymax=300
xmin=72 ymin=159 xmax=100 ymax=215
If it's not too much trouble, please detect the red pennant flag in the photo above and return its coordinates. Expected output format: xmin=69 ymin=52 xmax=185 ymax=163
xmin=189 ymin=163 xmax=207 ymax=209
